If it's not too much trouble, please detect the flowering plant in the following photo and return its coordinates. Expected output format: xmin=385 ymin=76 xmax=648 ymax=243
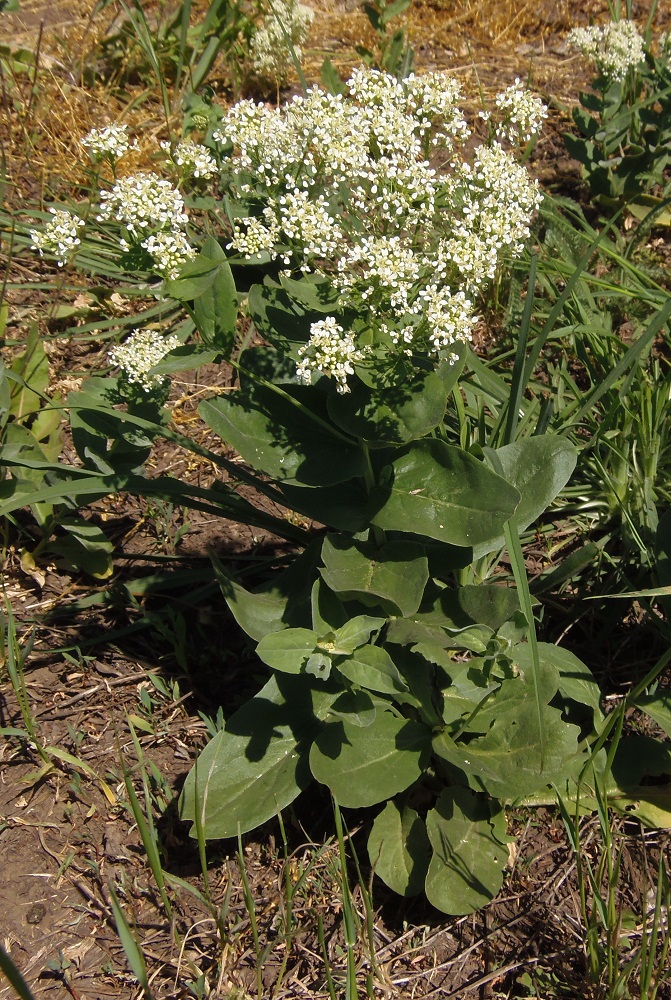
xmin=19 ymin=68 xmax=656 ymax=915
xmin=565 ymin=17 xmax=671 ymax=207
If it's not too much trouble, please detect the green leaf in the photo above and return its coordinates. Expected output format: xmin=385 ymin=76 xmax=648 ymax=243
xmin=309 ymin=711 xmax=430 ymax=808
xmin=550 ymin=645 xmax=602 ymax=722
xmin=609 ymin=735 xmax=671 ymax=829
xmin=632 ymin=694 xmax=671 ymax=739
xmin=424 ymin=788 xmax=507 ymax=915
xmin=193 ymin=236 xmax=238 ymax=354
xmin=463 ymin=642 xmax=561 ymax=733
xmin=239 ymin=345 xmax=300 ymax=386
xmin=370 ymin=441 xmax=520 ymax=548
xmin=278 ymin=479 xmax=371 ymax=532
xmin=321 ymin=55 xmax=347 ymax=95
xmin=331 ymin=615 xmax=386 ymax=653
xmin=44 ymin=518 xmax=114 ymax=579
xmin=200 ymin=388 xmax=364 ymax=487
xmin=327 ymin=688 xmax=377 ymax=727
xmin=213 ymin=544 xmax=320 ymax=641
xmin=256 ymin=627 xmax=318 ymax=674
xmin=327 ymin=371 xmax=447 ymax=445
xmin=476 ymin=436 xmax=577 ymax=557
xmin=9 ymin=326 xmax=50 ymax=420
xmin=368 ymin=801 xmax=431 ymax=897
xmin=163 ymin=253 xmax=220 ymax=301
xmin=311 ymin=578 xmax=348 ymax=634
xmin=320 ymin=535 xmax=428 ymax=616
xmin=247 ymin=280 xmax=330 ymax=351
xmin=337 ymin=643 xmax=409 ymax=695
xmin=437 ymin=699 xmax=585 ymax=800
xmin=180 ymin=675 xmax=335 ymax=839
xmin=434 ymin=584 xmax=520 ymax=632
xmin=150 ymin=345 xmax=220 ymax=375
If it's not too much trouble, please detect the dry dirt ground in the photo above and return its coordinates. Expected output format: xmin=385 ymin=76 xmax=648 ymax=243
xmin=2 ymin=1 xmax=671 ymax=998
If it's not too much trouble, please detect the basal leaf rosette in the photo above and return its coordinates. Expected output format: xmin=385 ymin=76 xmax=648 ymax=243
xmin=215 ymin=67 xmax=545 ymax=394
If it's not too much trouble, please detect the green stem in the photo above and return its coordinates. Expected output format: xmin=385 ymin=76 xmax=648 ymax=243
xmin=359 ymin=438 xmax=385 ymax=547
xmin=504 ymin=519 xmax=545 ymax=769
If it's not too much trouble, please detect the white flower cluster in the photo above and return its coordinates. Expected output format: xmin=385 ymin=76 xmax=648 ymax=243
xmin=98 ymin=172 xmax=188 ymax=238
xmin=161 ymin=139 xmax=217 ymax=179
xmin=491 ymin=79 xmax=548 ymax=145
xmin=141 ymin=231 xmax=197 ymax=279
xmin=82 ymin=124 xmax=135 ymax=163
xmin=659 ymin=31 xmax=671 ymax=59
xmin=567 ymin=20 xmax=646 ymax=81
xmin=109 ymin=328 xmax=181 ymax=391
xmin=216 ymin=67 xmax=541 ymax=390
xmin=296 ymin=318 xmax=368 ymax=393
xmin=97 ymin=172 xmax=195 ymax=278
xmin=250 ymin=0 xmax=314 ymax=82
xmin=30 ymin=208 xmax=84 ymax=267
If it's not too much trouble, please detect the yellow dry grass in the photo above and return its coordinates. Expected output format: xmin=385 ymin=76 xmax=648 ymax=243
xmin=1 ymin=0 xmax=670 ymax=199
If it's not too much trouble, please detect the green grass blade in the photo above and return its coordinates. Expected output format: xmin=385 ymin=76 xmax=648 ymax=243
xmin=504 ymin=520 xmax=545 ymax=767
xmin=502 ymin=251 xmax=537 ymax=445
xmin=0 ymin=944 xmax=37 ymax=1000
xmin=571 ymin=297 xmax=671 ymax=427
xmin=122 ymin=721 xmax=174 ymax=923
xmin=107 ymin=882 xmax=153 ymax=998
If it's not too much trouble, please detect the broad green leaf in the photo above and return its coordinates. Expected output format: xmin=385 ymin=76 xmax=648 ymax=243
xmin=320 ymin=535 xmax=428 ymax=616
xmin=256 ymin=627 xmax=318 ymax=673
xmin=609 ymin=735 xmax=671 ymax=828
xmin=548 ymin=645 xmax=602 ymax=722
xmin=9 ymin=327 xmax=50 ymax=420
xmin=328 ymin=371 xmax=447 ymax=445
xmin=247 ymin=280 xmax=328 ymax=351
xmin=464 ymin=642 xmax=561 ymax=732
xmin=368 ymin=801 xmax=431 ymax=897
xmin=332 ymin=615 xmax=386 ymax=653
xmin=200 ymin=388 xmax=364 ymax=486
xmin=438 ymin=700 xmax=586 ymax=800
xmin=213 ymin=543 xmax=320 ymax=641
xmin=180 ymin=675 xmax=336 ymax=839
xmin=309 ymin=711 xmax=430 ymax=807
xmin=425 ymin=788 xmax=507 ymax=915
xmin=44 ymin=518 xmax=114 ymax=579
xmin=388 ymin=646 xmax=444 ymax=727
xmin=193 ymin=236 xmax=238 ymax=354
xmin=475 ymin=436 xmax=577 ymax=557
xmin=311 ymin=578 xmax=348 ymax=634
xmin=278 ymin=479 xmax=371 ymax=532
xmin=240 ymin=345 xmax=300 ymax=387
xmin=336 ymin=643 xmax=409 ymax=695
xmin=370 ymin=441 xmax=520 ymax=548
xmin=150 ymin=345 xmax=220 ymax=375
xmin=432 ymin=585 xmax=520 ymax=632
xmin=163 ymin=253 xmax=220 ymax=301
xmin=633 ymin=694 xmax=671 ymax=739
xmin=327 ymin=689 xmax=377 ymax=727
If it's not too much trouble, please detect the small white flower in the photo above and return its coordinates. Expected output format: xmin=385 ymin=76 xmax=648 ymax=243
xmin=82 ymin=124 xmax=135 ymax=163
xmin=98 ymin=172 xmax=188 ymax=239
xmin=493 ymin=79 xmax=548 ymax=145
xmin=296 ymin=317 xmax=367 ymax=393
xmin=141 ymin=231 xmax=197 ymax=279
xmin=567 ymin=20 xmax=646 ymax=80
xmin=250 ymin=0 xmax=314 ymax=81
xmin=109 ymin=328 xmax=181 ymax=391
xmin=30 ymin=208 xmax=84 ymax=267
xmin=161 ymin=139 xmax=217 ymax=179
